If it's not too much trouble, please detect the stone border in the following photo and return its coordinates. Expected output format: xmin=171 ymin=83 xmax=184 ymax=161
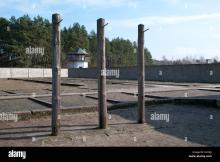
xmin=9 ymin=78 xmax=84 ymax=87
xmin=1 ymin=98 xmax=218 ymax=122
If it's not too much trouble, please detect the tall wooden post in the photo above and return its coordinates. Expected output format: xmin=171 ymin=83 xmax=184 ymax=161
xmin=137 ymin=24 xmax=145 ymax=123
xmin=51 ymin=13 xmax=61 ymax=136
xmin=97 ymin=18 xmax=108 ymax=129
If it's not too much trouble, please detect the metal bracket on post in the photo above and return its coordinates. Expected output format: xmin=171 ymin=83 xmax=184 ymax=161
xmin=57 ymin=19 xmax=63 ymax=24
xmin=103 ymin=23 xmax=109 ymax=28
xmin=144 ymin=28 xmax=150 ymax=32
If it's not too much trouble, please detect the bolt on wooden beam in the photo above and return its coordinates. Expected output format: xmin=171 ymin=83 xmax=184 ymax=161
xmin=137 ymin=24 xmax=145 ymax=123
xmin=97 ymin=18 xmax=108 ymax=129
xmin=51 ymin=13 xmax=61 ymax=136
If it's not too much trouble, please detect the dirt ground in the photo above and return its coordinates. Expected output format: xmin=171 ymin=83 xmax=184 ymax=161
xmin=0 ymin=78 xmax=220 ymax=113
xmin=0 ymin=78 xmax=219 ymax=147
xmin=0 ymin=104 xmax=219 ymax=147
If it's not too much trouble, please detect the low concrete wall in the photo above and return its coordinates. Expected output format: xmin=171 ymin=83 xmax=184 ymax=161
xmin=68 ymin=64 xmax=220 ymax=83
xmin=28 ymin=68 xmax=43 ymax=78
xmin=0 ymin=68 xmax=11 ymax=78
xmin=0 ymin=68 xmax=68 ymax=78
xmin=43 ymin=68 xmax=52 ymax=77
xmin=11 ymin=68 xmax=29 ymax=78
xmin=61 ymin=69 xmax=68 ymax=78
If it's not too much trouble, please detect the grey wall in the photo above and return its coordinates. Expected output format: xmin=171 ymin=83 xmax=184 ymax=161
xmin=68 ymin=64 xmax=220 ymax=83
xmin=145 ymin=64 xmax=220 ymax=83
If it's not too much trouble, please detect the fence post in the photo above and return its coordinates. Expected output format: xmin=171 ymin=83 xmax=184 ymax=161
xmin=137 ymin=24 xmax=145 ymax=123
xmin=51 ymin=13 xmax=61 ymax=136
xmin=97 ymin=18 xmax=108 ymax=129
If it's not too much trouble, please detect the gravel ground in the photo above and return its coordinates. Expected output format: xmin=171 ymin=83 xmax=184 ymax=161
xmin=0 ymin=99 xmax=49 ymax=112
xmin=0 ymin=78 xmax=220 ymax=113
xmin=38 ymin=95 xmax=98 ymax=107
xmin=149 ymin=89 xmax=220 ymax=99
xmin=0 ymin=104 xmax=219 ymax=147
xmin=0 ymin=79 xmax=220 ymax=146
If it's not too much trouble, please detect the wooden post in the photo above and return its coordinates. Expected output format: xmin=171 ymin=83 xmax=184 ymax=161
xmin=97 ymin=18 xmax=108 ymax=129
xmin=51 ymin=13 xmax=61 ymax=136
xmin=137 ymin=24 xmax=145 ymax=123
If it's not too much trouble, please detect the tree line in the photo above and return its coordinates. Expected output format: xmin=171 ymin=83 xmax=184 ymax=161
xmin=0 ymin=15 xmax=152 ymax=68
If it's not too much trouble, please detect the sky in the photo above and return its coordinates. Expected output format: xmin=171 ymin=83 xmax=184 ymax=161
xmin=1 ymin=0 xmax=220 ymax=60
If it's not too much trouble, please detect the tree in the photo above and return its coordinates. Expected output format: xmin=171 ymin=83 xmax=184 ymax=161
xmin=0 ymin=15 xmax=153 ymax=68
xmin=88 ymin=30 xmax=97 ymax=67
xmin=144 ymin=48 xmax=152 ymax=65
xmin=61 ymin=23 xmax=89 ymax=67
xmin=109 ymin=37 xmax=135 ymax=67
xmin=0 ymin=15 xmax=52 ymax=67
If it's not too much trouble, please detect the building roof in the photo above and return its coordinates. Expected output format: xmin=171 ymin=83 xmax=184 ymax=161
xmin=69 ymin=48 xmax=88 ymax=55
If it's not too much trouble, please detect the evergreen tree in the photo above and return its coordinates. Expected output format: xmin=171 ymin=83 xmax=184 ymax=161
xmin=0 ymin=15 xmax=152 ymax=68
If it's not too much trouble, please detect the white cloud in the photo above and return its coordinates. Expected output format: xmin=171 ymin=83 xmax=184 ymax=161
xmin=128 ymin=1 xmax=138 ymax=9
xmin=0 ymin=0 xmax=140 ymax=15
xmin=210 ymin=34 xmax=220 ymax=39
xmin=155 ymin=47 xmax=220 ymax=60
xmin=31 ymin=3 xmax=37 ymax=10
xmin=41 ymin=0 xmax=139 ymax=9
xmin=184 ymin=3 xmax=188 ymax=9
xmin=109 ymin=13 xmax=220 ymax=28
xmin=174 ymin=47 xmax=220 ymax=58
xmin=175 ymin=47 xmax=200 ymax=55
xmin=163 ymin=0 xmax=180 ymax=5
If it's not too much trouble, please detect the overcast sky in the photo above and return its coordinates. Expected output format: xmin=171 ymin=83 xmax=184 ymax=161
xmin=1 ymin=0 xmax=220 ymax=60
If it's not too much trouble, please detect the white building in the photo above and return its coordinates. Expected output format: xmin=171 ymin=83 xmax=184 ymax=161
xmin=67 ymin=48 xmax=88 ymax=68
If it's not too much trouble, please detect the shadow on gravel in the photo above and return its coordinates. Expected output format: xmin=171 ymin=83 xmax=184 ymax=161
xmin=110 ymin=103 xmax=220 ymax=146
